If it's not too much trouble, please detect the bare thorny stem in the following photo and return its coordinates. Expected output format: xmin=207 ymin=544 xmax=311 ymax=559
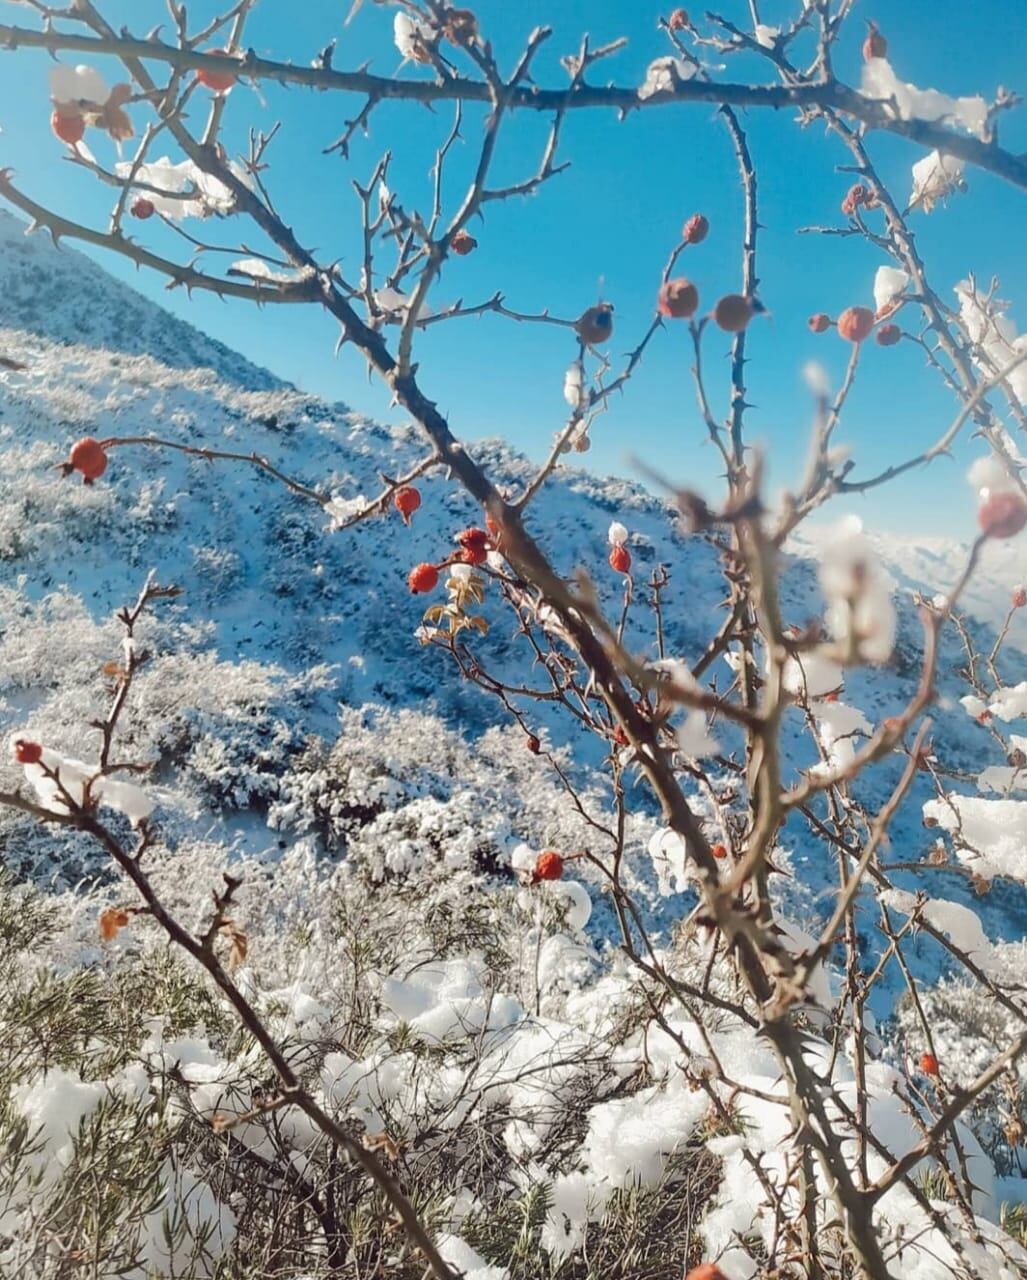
xmin=4 ymin=4 xmax=1027 ymax=1278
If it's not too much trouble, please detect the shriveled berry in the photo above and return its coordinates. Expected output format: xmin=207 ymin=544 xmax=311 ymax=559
xmin=657 ymin=278 xmax=699 ymax=319
xmin=69 ymin=436 xmax=108 ymax=483
xmin=837 ymin=305 xmax=875 ymax=343
xmin=13 ymin=739 xmax=43 ymax=765
xmin=713 ymin=294 xmax=754 ymax=333
xmin=842 ymin=183 xmax=867 ymax=215
xmin=408 ymin=562 xmax=439 ymax=593
xmin=575 ymin=305 xmax=615 ymax=346
xmin=51 ymin=108 xmax=85 ymax=145
xmin=196 ymin=48 xmax=238 ymax=93
xmin=920 ymin=1052 xmax=939 ymax=1076
xmin=683 ymin=213 xmax=709 ymax=244
xmin=979 ymin=491 xmax=1027 ymax=540
xmin=131 ymin=197 xmax=155 ymax=220
xmin=393 ymin=485 xmax=421 ymax=524
xmin=443 ymin=7 xmax=478 ymax=44
xmin=668 ymin=8 xmax=690 ymax=30
xmin=609 ymin=544 xmax=631 ymax=575
xmin=876 ymin=323 xmax=901 ymax=347
xmin=526 ymin=734 xmax=541 ymax=754
xmin=808 ymin=313 xmax=831 ymax=334
xmin=451 ymin=229 xmax=478 ymax=256
xmin=1013 ymin=586 xmax=1027 ymax=609
xmin=534 ymin=850 xmax=564 ymax=882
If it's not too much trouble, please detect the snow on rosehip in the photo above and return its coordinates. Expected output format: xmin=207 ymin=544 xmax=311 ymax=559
xmin=196 ymin=49 xmax=239 ymax=93
xmin=1013 ymin=586 xmax=1027 ymax=608
xmin=533 ymin=850 xmax=564 ymax=882
xmin=68 ymin=436 xmax=108 ymax=484
xmin=131 ymin=197 xmax=155 ymax=220
xmin=683 ymin=213 xmax=708 ymax=244
xmin=51 ymin=108 xmax=86 ymax=145
xmin=450 ymin=230 xmax=477 ymax=256
xmin=608 ymin=521 xmax=629 ymax=547
xmin=575 ymin=304 xmax=615 ymax=346
xmin=657 ymin=278 xmax=699 ymax=319
xmin=408 ymin=562 xmax=439 ymax=594
xmin=393 ymin=485 xmax=421 ymax=525
xmin=920 ymin=1051 xmax=940 ymax=1076
xmin=713 ymin=294 xmax=754 ymax=333
xmin=875 ymin=323 xmax=901 ymax=347
xmin=808 ymin=313 xmax=831 ymax=334
xmin=609 ymin=544 xmax=631 ymax=575
xmin=12 ymin=738 xmax=43 ymax=765
xmin=978 ymin=491 xmax=1027 ymax=540
xmin=837 ymin=305 xmax=875 ymax=343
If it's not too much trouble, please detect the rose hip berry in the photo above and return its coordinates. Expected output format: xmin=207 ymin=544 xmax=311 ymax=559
xmin=394 ymin=486 xmax=421 ymax=524
xmin=408 ymin=563 xmax=439 ymax=593
xmin=609 ymin=545 xmax=631 ymax=575
xmin=534 ymin=851 xmax=564 ymax=882
xmin=837 ymin=306 xmax=875 ymax=343
xmin=69 ymin=437 xmax=108 ymax=484
xmin=658 ymin=279 xmax=699 ymax=319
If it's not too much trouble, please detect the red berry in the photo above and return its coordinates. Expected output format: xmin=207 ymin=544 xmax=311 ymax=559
xmin=534 ymin=850 xmax=564 ymax=882
xmin=525 ymin=734 xmax=541 ymax=754
xmin=657 ymin=278 xmax=699 ymax=319
xmin=408 ymin=563 xmax=439 ymax=594
xmin=1013 ymin=586 xmax=1027 ymax=609
xmin=393 ymin=486 xmax=421 ymax=524
xmin=686 ymin=1268 xmax=728 ymax=1280
xmin=683 ymin=213 xmax=708 ymax=244
xmin=808 ymin=313 xmax=831 ymax=334
xmin=131 ymin=197 xmax=155 ymax=220
xmin=462 ymin=544 xmax=488 ymax=565
xmin=668 ymin=8 xmax=690 ymax=29
xmin=51 ymin=108 xmax=85 ymax=145
xmin=979 ymin=491 xmax=1027 ymax=540
xmin=876 ymin=323 xmax=901 ymax=347
xmin=863 ymin=22 xmax=887 ymax=61
xmin=613 ymin=726 xmax=629 ymax=746
xmin=842 ymin=183 xmax=867 ymax=215
xmin=714 ymin=294 xmax=754 ymax=333
xmin=456 ymin=527 xmax=489 ymax=564
xmin=609 ymin=544 xmax=631 ymax=575
xmin=196 ymin=48 xmax=238 ymax=93
xmin=919 ymin=1052 xmax=939 ymax=1076
xmin=13 ymin=739 xmax=43 ymax=765
xmin=711 ymin=843 xmax=728 ymax=859
xmin=837 ymin=306 xmax=875 ymax=343
xmin=450 ymin=229 xmax=477 ymax=256
xmin=69 ymin=437 xmax=108 ymax=483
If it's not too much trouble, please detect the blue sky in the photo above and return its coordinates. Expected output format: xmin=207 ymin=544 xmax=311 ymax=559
xmin=1 ymin=0 xmax=1025 ymax=536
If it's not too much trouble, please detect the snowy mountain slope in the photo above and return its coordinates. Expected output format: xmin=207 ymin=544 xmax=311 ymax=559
xmin=1 ymin=213 xmax=1026 ymax=989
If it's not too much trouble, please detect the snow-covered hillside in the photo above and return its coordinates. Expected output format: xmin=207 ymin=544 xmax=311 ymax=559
xmin=2 ymin=210 xmax=1026 ymax=983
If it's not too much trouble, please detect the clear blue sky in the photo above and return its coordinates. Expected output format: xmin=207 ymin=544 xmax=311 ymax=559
xmin=1 ymin=0 xmax=1025 ymax=535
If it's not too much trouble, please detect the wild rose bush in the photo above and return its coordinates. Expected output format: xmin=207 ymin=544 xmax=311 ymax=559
xmin=4 ymin=2 xmax=1027 ymax=1278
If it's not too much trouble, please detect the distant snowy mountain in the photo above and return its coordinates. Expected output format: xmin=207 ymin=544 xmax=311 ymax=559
xmin=2 ymin=211 xmax=1026 ymax=996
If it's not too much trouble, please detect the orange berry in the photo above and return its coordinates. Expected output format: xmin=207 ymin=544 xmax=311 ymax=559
xmin=919 ymin=1052 xmax=939 ymax=1076
xmin=69 ymin=436 xmax=108 ymax=483
xmin=534 ymin=850 xmax=564 ymax=882
xmin=979 ymin=491 xmax=1027 ymax=540
xmin=876 ymin=323 xmax=901 ymax=347
xmin=713 ymin=294 xmax=754 ymax=333
xmin=13 ymin=739 xmax=43 ymax=765
xmin=808 ymin=313 xmax=831 ymax=333
xmin=393 ymin=485 xmax=421 ymax=524
xmin=683 ymin=213 xmax=709 ymax=244
xmin=837 ymin=305 xmax=875 ymax=343
xmin=51 ymin=108 xmax=85 ymax=145
xmin=609 ymin=544 xmax=631 ymax=575
xmin=131 ymin=197 xmax=155 ymax=220
xmin=658 ymin=278 xmax=699 ymax=319
xmin=451 ymin=229 xmax=478 ymax=256
xmin=863 ymin=22 xmax=887 ymax=61
xmin=196 ymin=48 xmax=238 ymax=93
xmin=686 ymin=1267 xmax=728 ymax=1280
xmin=408 ymin=563 xmax=439 ymax=594
xmin=711 ymin=843 xmax=728 ymax=859
xmin=668 ymin=8 xmax=690 ymax=30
